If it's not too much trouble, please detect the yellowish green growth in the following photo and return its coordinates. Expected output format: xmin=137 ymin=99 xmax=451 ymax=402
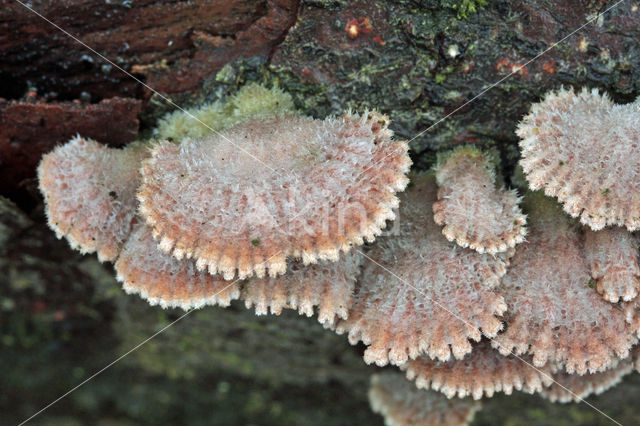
xmin=510 ymin=164 xmax=528 ymax=191
xmin=441 ymin=0 xmax=488 ymax=19
xmin=436 ymin=145 xmax=499 ymax=179
xmin=520 ymin=190 xmax=567 ymax=223
xmin=228 ymin=82 xmax=295 ymax=121
xmin=154 ymin=83 xmax=296 ymax=141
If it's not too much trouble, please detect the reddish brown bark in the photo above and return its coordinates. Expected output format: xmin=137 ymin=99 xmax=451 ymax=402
xmin=0 ymin=0 xmax=299 ymax=100
xmin=0 ymin=97 xmax=142 ymax=200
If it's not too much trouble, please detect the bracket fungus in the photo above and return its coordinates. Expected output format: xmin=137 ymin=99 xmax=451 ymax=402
xmin=369 ymin=372 xmax=481 ymax=426
xmin=241 ymin=252 xmax=361 ymax=326
xmin=433 ymin=146 xmax=526 ymax=254
xmin=39 ymin=135 xmax=242 ymax=310
xmin=37 ymin=85 xmax=400 ymax=313
xmin=38 ymin=136 xmax=147 ymax=262
xmin=517 ymin=87 xmax=640 ymax=231
xmin=138 ymin=111 xmax=411 ymax=280
xmin=335 ymin=174 xmax=510 ymax=366
xmin=540 ymin=359 xmax=635 ymax=403
xmin=401 ymin=340 xmax=553 ymax=400
xmin=115 ymin=221 xmax=241 ymax=309
xmin=584 ymin=227 xmax=640 ymax=303
xmin=491 ymin=192 xmax=637 ymax=375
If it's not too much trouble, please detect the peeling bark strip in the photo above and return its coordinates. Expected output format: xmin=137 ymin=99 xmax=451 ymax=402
xmin=0 ymin=0 xmax=299 ymax=100
xmin=0 ymin=97 xmax=141 ymax=199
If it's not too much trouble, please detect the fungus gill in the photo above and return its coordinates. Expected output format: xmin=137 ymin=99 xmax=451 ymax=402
xmin=433 ymin=146 xmax=526 ymax=254
xmin=138 ymin=112 xmax=411 ymax=280
xmin=540 ymin=359 xmax=634 ymax=403
xmin=517 ymin=87 xmax=640 ymax=231
xmin=241 ymin=252 xmax=361 ymax=326
xmin=400 ymin=340 xmax=553 ymax=400
xmin=115 ymin=221 xmax=241 ymax=309
xmin=335 ymin=174 xmax=509 ymax=366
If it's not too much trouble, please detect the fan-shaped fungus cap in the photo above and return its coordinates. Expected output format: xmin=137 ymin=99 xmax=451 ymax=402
xmin=38 ymin=136 xmax=148 ymax=262
xmin=369 ymin=372 xmax=481 ymax=426
xmin=335 ymin=174 xmax=510 ymax=366
xmin=433 ymin=146 xmax=526 ymax=254
xmin=517 ymin=87 xmax=640 ymax=231
xmin=492 ymin=192 xmax=637 ymax=375
xmin=242 ymin=252 xmax=361 ymax=326
xmin=138 ymin=112 xmax=411 ymax=279
xmin=401 ymin=340 xmax=553 ymax=400
xmin=540 ymin=359 xmax=634 ymax=403
xmin=115 ymin=221 xmax=241 ymax=309
xmin=584 ymin=227 xmax=640 ymax=303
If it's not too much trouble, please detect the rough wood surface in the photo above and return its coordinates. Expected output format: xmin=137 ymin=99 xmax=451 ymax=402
xmin=0 ymin=0 xmax=298 ymax=99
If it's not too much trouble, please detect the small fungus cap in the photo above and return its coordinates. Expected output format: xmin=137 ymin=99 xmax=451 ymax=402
xmin=401 ymin=340 xmax=553 ymax=400
xmin=433 ymin=146 xmax=527 ymax=254
xmin=138 ymin=112 xmax=411 ymax=279
xmin=492 ymin=192 xmax=638 ymax=374
xmin=517 ymin=87 xmax=640 ymax=231
xmin=369 ymin=372 xmax=481 ymax=426
xmin=38 ymin=136 xmax=147 ymax=262
xmin=540 ymin=359 xmax=634 ymax=403
xmin=115 ymin=221 xmax=241 ymax=310
xmin=241 ymin=252 xmax=362 ymax=326
xmin=335 ymin=174 xmax=510 ymax=366
xmin=584 ymin=227 xmax=640 ymax=303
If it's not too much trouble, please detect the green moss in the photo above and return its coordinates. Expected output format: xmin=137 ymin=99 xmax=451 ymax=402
xmin=521 ymin=190 xmax=566 ymax=222
xmin=154 ymin=83 xmax=296 ymax=141
xmin=435 ymin=145 xmax=500 ymax=183
xmin=441 ymin=0 xmax=488 ymax=19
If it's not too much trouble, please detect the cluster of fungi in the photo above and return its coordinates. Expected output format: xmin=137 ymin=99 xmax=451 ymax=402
xmin=39 ymin=85 xmax=640 ymax=425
